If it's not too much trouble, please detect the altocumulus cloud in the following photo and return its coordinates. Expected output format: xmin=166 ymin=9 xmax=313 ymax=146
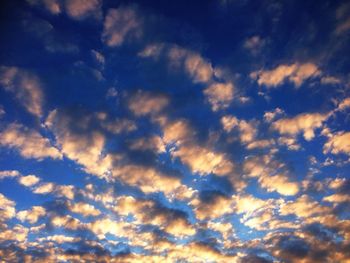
xmin=0 ymin=1 xmax=350 ymax=262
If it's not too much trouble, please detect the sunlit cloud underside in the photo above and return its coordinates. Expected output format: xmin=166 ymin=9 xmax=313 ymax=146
xmin=0 ymin=0 xmax=350 ymax=262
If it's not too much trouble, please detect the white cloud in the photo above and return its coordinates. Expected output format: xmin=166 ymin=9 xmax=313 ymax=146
xmin=33 ymin=182 xmax=55 ymax=194
xmin=183 ymin=52 xmax=213 ymax=83
xmin=251 ymin=63 xmax=321 ymax=88
xmin=279 ymin=194 xmax=331 ymax=218
xmin=18 ymin=175 xmax=41 ymax=187
xmin=27 ymin=0 xmax=102 ymax=20
xmin=128 ymin=90 xmax=169 ymax=116
xmin=336 ymin=17 xmax=350 ymax=34
xmin=0 ymin=105 xmax=5 ymax=117
xmin=204 ymin=82 xmax=235 ymax=111
xmin=17 ymin=206 xmax=46 ymax=224
xmin=264 ymin=108 xmax=284 ymax=122
xmin=272 ymin=112 xmax=329 ymax=141
xmin=0 ymin=193 xmax=16 ymax=222
xmin=65 ymin=0 xmax=102 ymax=20
xmin=27 ymin=0 xmax=61 ymax=15
xmin=0 ymin=66 xmax=44 ymax=117
xmin=129 ymin=136 xmax=165 ymax=153
xmin=111 ymin=164 xmax=187 ymax=196
xmin=323 ymin=131 xmax=350 ymax=155
xmin=0 ymin=123 xmax=62 ymax=160
xmin=102 ymin=7 xmax=142 ymax=47
xmin=172 ymin=144 xmax=235 ymax=176
xmin=243 ymin=36 xmax=265 ymax=55
xmin=221 ymin=115 xmax=258 ymax=144
xmin=0 ymin=170 xmax=20 ymax=180
xmin=243 ymin=155 xmax=299 ymax=196
xmin=140 ymin=43 xmax=214 ymax=84
xmin=320 ymin=76 xmax=341 ymax=85
xmin=45 ymin=109 xmax=114 ymax=178
xmin=91 ymin=49 xmax=105 ymax=68
xmin=336 ymin=97 xmax=350 ymax=111
xmin=69 ymin=202 xmax=101 ymax=217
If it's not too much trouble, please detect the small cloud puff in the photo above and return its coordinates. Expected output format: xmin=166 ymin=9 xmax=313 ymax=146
xmin=251 ymin=63 xmax=321 ymax=88
xmin=0 ymin=123 xmax=62 ymax=160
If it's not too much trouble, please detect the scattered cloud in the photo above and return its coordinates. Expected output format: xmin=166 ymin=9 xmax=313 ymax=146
xmin=251 ymin=63 xmax=321 ymax=88
xmin=102 ymin=6 xmax=142 ymax=47
xmin=243 ymin=35 xmax=265 ymax=55
xmin=17 ymin=206 xmax=46 ymax=224
xmin=0 ymin=123 xmax=62 ymax=160
xmin=27 ymin=0 xmax=102 ymax=20
xmin=128 ymin=90 xmax=169 ymax=116
xmin=272 ymin=112 xmax=329 ymax=141
xmin=0 ymin=66 xmax=44 ymax=117
xmin=204 ymin=82 xmax=235 ymax=111
xmin=323 ymin=131 xmax=350 ymax=155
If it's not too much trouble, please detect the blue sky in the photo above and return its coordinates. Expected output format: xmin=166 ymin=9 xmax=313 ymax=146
xmin=0 ymin=0 xmax=350 ymax=262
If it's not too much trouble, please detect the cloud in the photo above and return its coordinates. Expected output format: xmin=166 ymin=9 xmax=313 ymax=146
xmin=140 ymin=44 xmax=238 ymax=113
xmin=203 ymin=82 xmax=235 ymax=111
xmin=102 ymin=7 xmax=142 ymax=47
xmin=0 ymin=193 xmax=16 ymax=222
xmin=277 ymin=136 xmax=301 ymax=151
xmin=18 ymin=175 xmax=41 ymax=187
xmin=207 ymin=221 xmax=235 ymax=245
xmin=323 ymin=131 xmax=350 ymax=155
xmin=272 ymin=112 xmax=329 ymax=141
xmin=336 ymin=97 xmax=350 ymax=111
xmin=183 ymin=52 xmax=214 ymax=83
xmin=128 ymin=90 xmax=169 ymax=116
xmin=246 ymin=139 xmax=275 ymax=150
xmin=65 ymin=0 xmax=102 ymax=20
xmin=243 ymin=35 xmax=265 ymax=55
xmin=129 ymin=135 xmax=166 ymax=153
xmin=101 ymin=118 xmax=137 ymax=134
xmin=38 ymin=235 xmax=81 ymax=244
xmin=0 ymin=66 xmax=44 ymax=117
xmin=87 ymin=218 xmax=134 ymax=239
xmin=162 ymin=119 xmax=195 ymax=145
xmin=190 ymin=192 xmax=235 ymax=220
xmin=337 ymin=18 xmax=350 ymax=34
xmin=279 ymin=195 xmax=331 ymax=218
xmin=335 ymin=3 xmax=350 ymax=35
xmin=0 ymin=105 xmax=4 ymax=117
xmin=251 ymin=63 xmax=321 ymax=88
xmin=166 ymin=242 xmax=238 ymax=262
xmin=68 ymin=202 xmax=101 ymax=217
xmin=0 ymin=123 xmax=62 ymax=160
xmin=259 ymin=173 xmax=300 ymax=196
xmin=111 ymin=164 xmax=188 ymax=197
xmin=172 ymin=144 xmax=235 ymax=176
xmin=327 ymin=177 xmax=346 ymax=189
xmin=244 ymin=155 xmax=299 ymax=196
xmin=91 ymin=49 xmax=105 ymax=69
xmin=0 ymin=224 xmax=28 ymax=243
xmin=161 ymin=117 xmax=238 ymax=184
xmin=45 ymin=109 xmax=114 ymax=177
xmin=221 ymin=115 xmax=258 ymax=144
xmin=139 ymin=43 xmax=214 ymax=84
xmin=17 ymin=206 xmax=46 ymax=224
xmin=323 ymin=193 xmax=350 ymax=203
xmin=320 ymin=76 xmax=341 ymax=85
xmin=264 ymin=108 xmax=284 ymax=122
xmin=27 ymin=0 xmax=102 ymax=20
xmin=0 ymin=170 xmax=20 ymax=180
xmin=27 ymin=0 xmax=61 ymax=14
xmin=114 ymin=196 xmax=195 ymax=237
xmin=33 ymin=182 xmax=55 ymax=194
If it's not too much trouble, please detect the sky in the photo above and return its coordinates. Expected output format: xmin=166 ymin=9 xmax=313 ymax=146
xmin=0 ymin=0 xmax=350 ymax=262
